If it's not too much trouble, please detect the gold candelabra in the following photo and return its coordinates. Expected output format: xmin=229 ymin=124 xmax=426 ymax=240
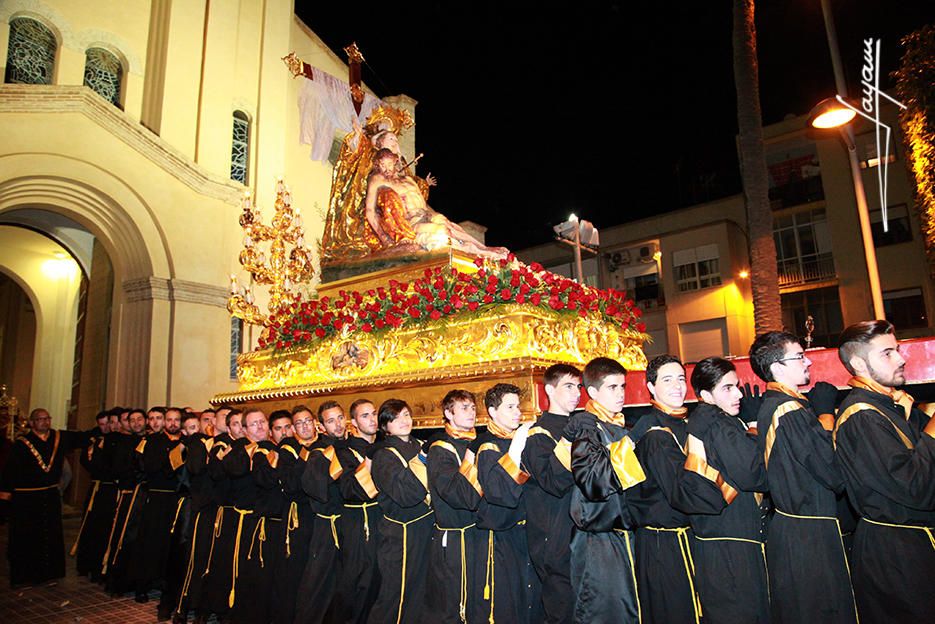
xmin=228 ymin=179 xmax=316 ymax=327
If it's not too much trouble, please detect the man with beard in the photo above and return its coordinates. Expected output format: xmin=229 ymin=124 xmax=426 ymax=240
xmin=295 ymin=400 xmax=348 ymax=624
xmin=749 ymin=332 xmax=856 ymax=623
xmin=336 ymin=399 xmax=382 ymax=624
xmin=627 ymin=356 xmax=727 ymax=624
xmin=104 ymin=408 xmax=147 ymax=595
xmin=274 ymin=404 xmax=319 ymax=624
xmin=199 ymin=407 xmax=244 ymax=624
xmin=472 ymin=383 xmax=540 ymax=624
xmin=425 ymin=389 xmax=485 ymax=624
xmin=175 ymin=405 xmax=232 ymax=624
xmin=222 ymin=408 xmax=278 ymax=623
xmin=73 ymin=409 xmax=117 ymax=583
xmin=684 ymin=357 xmax=769 ymax=623
xmin=181 ymin=412 xmax=201 ymax=437
xmin=521 ymin=364 xmax=581 ymax=624
xmin=562 ymin=357 xmax=646 ymax=623
xmin=834 ymin=320 xmax=935 ymax=622
xmin=0 ymin=408 xmax=91 ymax=586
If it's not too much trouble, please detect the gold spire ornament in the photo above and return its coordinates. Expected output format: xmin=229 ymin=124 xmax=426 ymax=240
xmin=228 ymin=180 xmax=317 ymax=329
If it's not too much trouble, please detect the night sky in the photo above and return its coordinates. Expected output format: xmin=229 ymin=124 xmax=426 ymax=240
xmin=297 ymin=1 xmax=933 ymax=250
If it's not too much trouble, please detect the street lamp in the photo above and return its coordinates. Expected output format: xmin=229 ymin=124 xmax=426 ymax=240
xmin=554 ymin=213 xmax=599 ymax=284
xmin=817 ymin=0 xmax=885 ymax=320
xmin=808 ymin=95 xmax=884 ymax=320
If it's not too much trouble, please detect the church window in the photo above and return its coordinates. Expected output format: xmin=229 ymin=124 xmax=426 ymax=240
xmin=230 ymin=111 xmax=250 ymax=184
xmin=83 ymin=47 xmax=123 ymax=107
xmin=4 ymin=17 xmax=57 ymax=85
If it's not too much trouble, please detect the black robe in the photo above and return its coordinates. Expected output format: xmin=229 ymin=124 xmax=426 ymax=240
xmin=368 ymin=435 xmax=432 ymax=624
xmin=568 ymin=411 xmax=645 ymax=624
xmin=73 ymin=432 xmax=117 ymax=581
xmin=425 ymin=432 xmax=484 ymax=624
xmin=520 ymin=412 xmax=575 ymax=624
xmin=685 ymin=403 xmax=769 ymax=624
xmin=1 ymin=429 xmax=89 ymax=586
xmin=834 ymin=386 xmax=935 ymax=623
xmin=335 ymin=434 xmax=382 ymax=624
xmin=251 ymin=437 xmax=288 ymax=624
xmin=295 ymin=434 xmax=346 ymax=624
xmin=199 ymin=432 xmax=238 ymax=618
xmin=473 ymin=430 xmax=540 ymax=624
xmin=756 ymin=387 xmax=857 ymax=624
xmin=275 ymin=436 xmax=316 ymax=624
xmin=628 ymin=408 xmax=726 ymax=624
xmin=103 ymin=431 xmax=145 ymax=594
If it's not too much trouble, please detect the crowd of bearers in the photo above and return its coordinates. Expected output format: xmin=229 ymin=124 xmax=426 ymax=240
xmin=6 ymin=317 xmax=934 ymax=624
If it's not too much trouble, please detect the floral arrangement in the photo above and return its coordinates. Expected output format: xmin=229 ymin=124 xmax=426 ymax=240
xmin=259 ymin=254 xmax=646 ymax=351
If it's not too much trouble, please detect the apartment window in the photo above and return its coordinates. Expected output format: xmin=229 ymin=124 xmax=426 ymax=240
xmin=621 ymin=262 xmax=664 ymax=308
xmin=230 ymin=111 xmax=250 ymax=184
xmin=5 ymin=17 xmax=56 ymax=85
xmin=870 ymin=203 xmax=912 ymax=247
xmin=858 ymin=133 xmax=898 ymax=169
xmin=673 ymin=244 xmax=721 ymax=293
xmin=774 ymin=208 xmax=835 ymax=287
xmin=83 ymin=48 xmax=122 ymax=107
xmin=884 ymin=288 xmax=927 ymax=329
xmin=781 ymin=286 xmax=843 ymax=348
xmin=230 ymin=317 xmax=244 ymax=379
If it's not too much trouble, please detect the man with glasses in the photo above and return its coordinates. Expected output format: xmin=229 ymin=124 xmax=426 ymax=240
xmin=0 ymin=408 xmax=92 ymax=587
xmin=749 ymin=331 xmax=856 ymax=623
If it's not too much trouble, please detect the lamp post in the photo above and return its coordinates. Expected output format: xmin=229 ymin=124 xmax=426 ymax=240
xmin=553 ymin=213 xmax=599 ymax=284
xmin=816 ymin=0 xmax=885 ymax=319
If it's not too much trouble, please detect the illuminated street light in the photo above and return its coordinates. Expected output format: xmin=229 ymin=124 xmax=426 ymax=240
xmin=808 ymin=97 xmax=857 ymax=129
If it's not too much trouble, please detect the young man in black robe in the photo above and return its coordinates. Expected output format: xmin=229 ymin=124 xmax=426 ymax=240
xmin=562 ymin=357 xmax=646 ymax=623
xmin=473 ymin=383 xmax=540 ymax=624
xmin=260 ymin=410 xmax=292 ymax=624
xmin=73 ymin=409 xmax=117 ymax=583
xmin=627 ymin=355 xmax=727 ymax=624
xmin=520 ymin=363 xmax=581 ymax=624
xmin=336 ymin=398 xmax=382 ymax=624
xmin=274 ymin=404 xmax=319 ymax=624
xmin=129 ymin=406 xmax=186 ymax=607
xmin=749 ymin=331 xmax=857 ymax=623
xmin=103 ymin=408 xmax=147 ymax=595
xmin=834 ymin=320 xmax=935 ymax=622
xmin=684 ymin=357 xmax=769 ymax=623
xmin=0 ymin=408 xmax=91 ymax=587
xmin=369 ymin=399 xmax=433 ymax=624
xmin=425 ymin=389 xmax=485 ymax=624
xmin=294 ymin=400 xmax=348 ymax=624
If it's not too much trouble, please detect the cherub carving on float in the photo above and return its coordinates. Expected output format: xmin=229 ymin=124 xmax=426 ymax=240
xmin=321 ymin=106 xmax=507 ymax=262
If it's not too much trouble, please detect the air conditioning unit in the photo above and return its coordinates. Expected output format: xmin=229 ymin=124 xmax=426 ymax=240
xmin=638 ymin=243 xmax=658 ymax=263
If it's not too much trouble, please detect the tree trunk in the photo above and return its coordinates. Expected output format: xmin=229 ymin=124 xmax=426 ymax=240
xmin=733 ymin=0 xmax=782 ymax=335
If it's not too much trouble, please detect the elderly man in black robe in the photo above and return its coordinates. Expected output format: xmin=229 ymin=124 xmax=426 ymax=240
xmin=0 ymin=408 xmax=91 ymax=586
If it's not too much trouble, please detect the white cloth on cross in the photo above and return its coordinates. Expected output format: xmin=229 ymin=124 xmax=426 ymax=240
xmin=298 ymin=67 xmax=383 ymax=161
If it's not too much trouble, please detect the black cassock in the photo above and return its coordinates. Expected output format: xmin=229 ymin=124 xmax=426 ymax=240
xmin=627 ymin=408 xmax=726 ymax=624
xmin=335 ymin=434 xmax=382 ymax=624
xmin=295 ymin=434 xmax=346 ymax=624
xmin=520 ymin=412 xmax=576 ymax=624
xmin=473 ymin=430 xmax=541 ymax=624
xmin=368 ymin=435 xmax=432 ymax=624
xmin=567 ymin=410 xmax=645 ymax=624
xmin=756 ymin=386 xmax=857 ymax=624
xmin=127 ymin=431 xmax=184 ymax=592
xmin=73 ymin=432 xmax=117 ymax=581
xmin=199 ymin=432 xmax=237 ymax=618
xmin=1 ymin=429 xmax=89 ymax=586
xmin=425 ymin=432 xmax=485 ymax=624
xmin=834 ymin=384 xmax=935 ymax=623
xmin=102 ymin=431 xmax=145 ymax=594
xmin=685 ymin=403 xmax=769 ymax=624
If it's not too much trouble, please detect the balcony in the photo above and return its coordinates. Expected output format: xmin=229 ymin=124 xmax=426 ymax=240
xmin=630 ymin=283 xmax=666 ymax=310
xmin=778 ymin=253 xmax=836 ymax=287
xmin=769 ymin=176 xmax=825 ymax=210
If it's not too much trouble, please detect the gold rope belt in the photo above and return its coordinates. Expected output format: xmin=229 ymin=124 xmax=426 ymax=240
xmin=384 ymin=510 xmax=434 ymax=624
xmin=70 ymin=480 xmax=101 ymax=556
xmin=694 ymin=533 xmax=769 ymax=602
xmin=646 ymin=526 xmax=700 ymax=624
xmin=177 ymin=511 xmax=201 ymax=613
xmin=14 ymin=483 xmax=59 ymax=492
xmin=286 ymin=501 xmax=300 ymax=557
xmin=316 ymin=513 xmax=342 ymax=550
xmin=228 ymin=507 xmax=254 ymax=608
xmin=170 ymin=496 xmax=186 ymax=534
xmin=150 ymin=488 xmax=176 ymax=493
xmin=204 ymin=506 xmax=228 ymax=576
xmin=112 ymin=484 xmax=141 ymax=564
xmin=344 ymin=501 xmax=380 ymax=542
xmin=482 ymin=519 xmax=527 ymax=624
xmin=100 ymin=489 xmax=131 ymax=574
xmin=435 ymin=522 xmax=477 ymax=624
xmin=612 ymin=529 xmax=643 ymax=624
xmin=247 ymin=516 xmax=267 ymax=568
xmin=861 ymin=516 xmax=935 ymax=550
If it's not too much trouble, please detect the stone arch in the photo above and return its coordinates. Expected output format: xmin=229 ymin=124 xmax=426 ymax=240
xmin=0 ymin=152 xmax=173 ymax=409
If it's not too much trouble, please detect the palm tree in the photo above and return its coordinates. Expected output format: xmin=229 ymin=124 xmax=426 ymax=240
xmin=733 ymin=0 xmax=782 ymax=334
